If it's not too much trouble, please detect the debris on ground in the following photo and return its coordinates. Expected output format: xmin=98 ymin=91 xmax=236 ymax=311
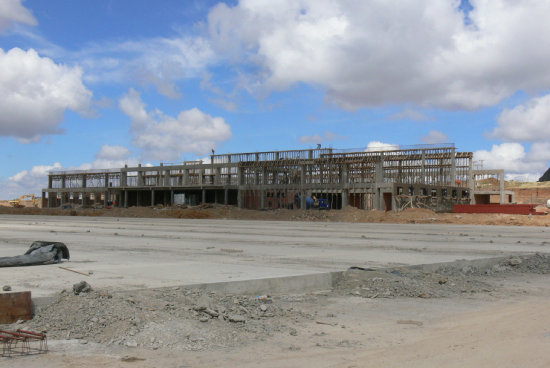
xmin=0 ymin=241 xmax=69 ymax=267
xmin=0 ymin=253 xmax=545 ymax=353
xmin=338 ymin=253 xmax=550 ymax=299
xmin=1 ymin=203 xmax=550 ymax=227
xmin=73 ymin=281 xmax=92 ymax=295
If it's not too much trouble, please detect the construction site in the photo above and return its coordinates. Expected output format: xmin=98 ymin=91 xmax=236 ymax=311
xmin=1 ymin=144 xmax=550 ymax=367
xmin=40 ymin=144 xmax=516 ymax=213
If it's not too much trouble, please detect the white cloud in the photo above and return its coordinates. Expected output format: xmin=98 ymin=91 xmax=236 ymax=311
xmin=205 ymin=0 xmax=550 ymax=110
xmin=528 ymin=142 xmax=550 ymax=162
xmin=0 ymin=48 xmax=93 ymax=142
xmin=491 ymin=94 xmax=550 ymax=142
xmin=299 ymin=130 xmax=343 ymax=144
xmin=0 ymin=0 xmax=37 ymax=32
xmin=421 ymin=130 xmax=450 ymax=144
xmin=390 ymin=109 xmax=431 ymax=122
xmin=365 ymin=141 xmax=399 ymax=152
xmin=474 ymin=143 xmax=548 ymax=179
xmin=119 ymin=88 xmax=232 ymax=161
xmin=76 ymin=37 xmax=215 ymax=99
xmin=95 ymin=145 xmax=131 ymax=161
xmin=2 ymin=162 xmax=61 ymax=198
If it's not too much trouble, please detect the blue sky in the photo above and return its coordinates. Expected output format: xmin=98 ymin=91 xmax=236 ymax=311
xmin=1 ymin=0 xmax=550 ymax=198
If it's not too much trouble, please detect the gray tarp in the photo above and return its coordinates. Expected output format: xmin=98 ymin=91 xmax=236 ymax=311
xmin=0 ymin=241 xmax=70 ymax=267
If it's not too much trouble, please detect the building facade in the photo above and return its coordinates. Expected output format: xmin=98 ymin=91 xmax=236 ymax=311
xmin=42 ymin=144 xmax=501 ymax=212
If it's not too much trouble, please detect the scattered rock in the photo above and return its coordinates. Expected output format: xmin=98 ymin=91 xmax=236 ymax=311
xmin=2 ymin=285 xmax=11 ymax=291
xmin=120 ymin=356 xmax=145 ymax=362
xmin=227 ymin=315 xmax=246 ymax=323
xmin=73 ymin=281 xmax=92 ymax=295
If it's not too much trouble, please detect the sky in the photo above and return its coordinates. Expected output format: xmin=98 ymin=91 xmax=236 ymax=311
xmin=1 ymin=0 xmax=550 ymax=198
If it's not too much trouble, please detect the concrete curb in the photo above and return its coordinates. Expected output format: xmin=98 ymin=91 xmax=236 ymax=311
xmin=182 ymin=271 xmax=344 ymax=295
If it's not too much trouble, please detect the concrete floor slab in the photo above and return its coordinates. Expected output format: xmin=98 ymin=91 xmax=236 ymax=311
xmin=0 ymin=215 xmax=548 ymax=297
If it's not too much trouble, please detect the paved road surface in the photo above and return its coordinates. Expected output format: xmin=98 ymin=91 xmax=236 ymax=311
xmin=0 ymin=215 xmax=547 ymax=296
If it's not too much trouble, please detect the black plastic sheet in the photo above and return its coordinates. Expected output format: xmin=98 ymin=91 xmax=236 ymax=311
xmin=0 ymin=241 xmax=70 ymax=267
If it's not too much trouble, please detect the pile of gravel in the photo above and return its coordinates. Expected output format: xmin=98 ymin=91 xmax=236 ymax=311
xmin=21 ymin=287 xmax=316 ymax=351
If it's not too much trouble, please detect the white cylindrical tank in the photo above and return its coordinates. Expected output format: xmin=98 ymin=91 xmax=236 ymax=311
xmin=547 ymin=199 xmax=550 ymax=208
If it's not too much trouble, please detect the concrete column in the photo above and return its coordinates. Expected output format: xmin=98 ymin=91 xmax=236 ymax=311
xmin=300 ymin=165 xmax=306 ymax=209
xmin=137 ymin=191 xmax=141 ymax=207
xmin=170 ymin=190 xmax=174 ymax=206
xmin=341 ymin=165 xmax=348 ymax=184
xmin=260 ymin=190 xmax=266 ymax=209
xmin=214 ymin=190 xmax=219 ymax=204
xmin=237 ymin=189 xmax=243 ymax=208
xmin=421 ymin=150 xmax=426 ymax=184
xmin=342 ymin=189 xmax=349 ymax=208
xmin=104 ymin=191 xmax=108 ymax=207
xmin=224 ymin=189 xmax=228 ymax=205
xmin=202 ymin=189 xmax=206 ymax=203
xmin=450 ymin=148 xmax=456 ymax=186
xmin=216 ymin=167 xmax=221 ymax=185
xmin=237 ymin=167 xmax=243 ymax=186
xmin=48 ymin=175 xmax=53 ymax=189
xmin=184 ymin=169 xmax=189 ymax=185
xmin=375 ymin=154 xmax=384 ymax=184
xmin=151 ymin=190 xmax=155 ymax=206
xmin=468 ymin=158 xmax=475 ymax=203
xmin=121 ymin=169 xmax=127 ymax=187
xmin=499 ymin=171 xmax=505 ymax=204
xmin=137 ymin=164 xmax=144 ymax=186
xmin=262 ymin=167 xmax=268 ymax=185
xmin=82 ymin=174 xmax=87 ymax=189
xmin=164 ymin=168 xmax=170 ymax=187
xmin=124 ymin=190 xmax=128 ymax=208
xmin=61 ymin=175 xmax=66 ymax=189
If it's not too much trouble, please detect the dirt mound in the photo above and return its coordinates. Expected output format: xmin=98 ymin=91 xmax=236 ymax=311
xmin=22 ymin=288 xmax=315 ymax=351
xmin=400 ymin=208 xmax=437 ymax=216
xmin=0 ymin=202 xmax=549 ymax=226
xmin=338 ymin=253 xmax=550 ymax=299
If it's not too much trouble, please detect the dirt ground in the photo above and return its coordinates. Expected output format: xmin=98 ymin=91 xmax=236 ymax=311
xmin=1 ymin=203 xmax=549 ymax=227
xmin=2 ymin=254 xmax=550 ymax=367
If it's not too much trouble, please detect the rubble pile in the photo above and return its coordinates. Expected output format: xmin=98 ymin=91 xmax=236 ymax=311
xmin=6 ymin=254 xmax=550 ymax=352
xmin=23 ymin=288 xmax=317 ymax=351
xmin=338 ymin=253 xmax=550 ymax=299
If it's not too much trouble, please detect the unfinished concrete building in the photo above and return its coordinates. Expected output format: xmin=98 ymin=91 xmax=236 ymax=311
xmin=42 ymin=144 xmax=502 ymax=212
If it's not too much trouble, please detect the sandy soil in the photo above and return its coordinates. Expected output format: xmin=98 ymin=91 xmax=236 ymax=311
xmin=1 ymin=203 xmax=549 ymax=227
